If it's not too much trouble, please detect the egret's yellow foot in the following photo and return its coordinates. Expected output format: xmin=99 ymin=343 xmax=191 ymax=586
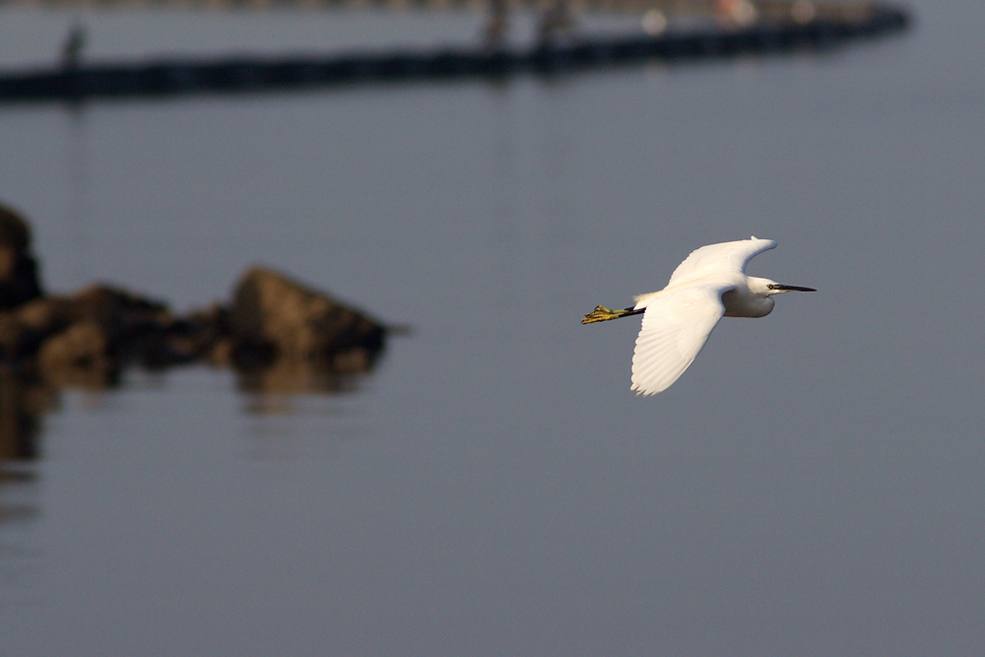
xmin=582 ymin=305 xmax=623 ymax=324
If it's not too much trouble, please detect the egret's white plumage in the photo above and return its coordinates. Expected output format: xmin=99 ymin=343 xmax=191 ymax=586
xmin=582 ymin=237 xmax=815 ymax=396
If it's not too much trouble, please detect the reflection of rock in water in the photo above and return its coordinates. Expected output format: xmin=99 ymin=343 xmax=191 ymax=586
xmin=0 ymin=364 xmax=45 ymax=526
xmin=236 ymin=359 xmax=360 ymax=396
xmin=0 ymin=365 xmax=47 ymax=463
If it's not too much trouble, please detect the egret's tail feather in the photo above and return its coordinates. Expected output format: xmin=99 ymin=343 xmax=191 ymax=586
xmin=581 ymin=305 xmax=642 ymax=324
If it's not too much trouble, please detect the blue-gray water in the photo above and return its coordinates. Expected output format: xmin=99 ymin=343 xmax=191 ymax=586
xmin=2 ymin=3 xmax=984 ymax=656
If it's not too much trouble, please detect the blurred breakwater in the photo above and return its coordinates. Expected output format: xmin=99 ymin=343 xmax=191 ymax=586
xmin=0 ymin=0 xmax=900 ymax=15
xmin=0 ymin=1 xmax=911 ymax=103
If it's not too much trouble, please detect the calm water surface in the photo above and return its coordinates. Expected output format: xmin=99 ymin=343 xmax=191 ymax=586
xmin=2 ymin=2 xmax=985 ymax=656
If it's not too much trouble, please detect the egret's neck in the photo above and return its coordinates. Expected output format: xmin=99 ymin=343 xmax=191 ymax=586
xmin=722 ymin=277 xmax=776 ymax=318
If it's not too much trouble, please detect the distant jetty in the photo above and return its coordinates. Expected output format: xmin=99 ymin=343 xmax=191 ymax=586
xmin=0 ymin=1 xmax=910 ymax=103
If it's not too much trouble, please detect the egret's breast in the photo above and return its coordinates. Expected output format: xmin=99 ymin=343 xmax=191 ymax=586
xmin=721 ymin=288 xmax=774 ymax=318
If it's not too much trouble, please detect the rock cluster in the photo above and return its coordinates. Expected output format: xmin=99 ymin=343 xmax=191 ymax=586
xmin=0 ymin=204 xmax=389 ymax=390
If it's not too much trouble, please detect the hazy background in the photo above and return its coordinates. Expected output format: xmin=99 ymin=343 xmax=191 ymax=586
xmin=2 ymin=2 xmax=984 ymax=656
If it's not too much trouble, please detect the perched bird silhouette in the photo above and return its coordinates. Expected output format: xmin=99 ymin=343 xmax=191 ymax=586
xmin=582 ymin=237 xmax=815 ymax=396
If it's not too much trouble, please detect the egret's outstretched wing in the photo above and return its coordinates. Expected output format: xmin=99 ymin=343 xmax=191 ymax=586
xmin=631 ymin=285 xmax=728 ymax=396
xmin=667 ymin=237 xmax=775 ymax=286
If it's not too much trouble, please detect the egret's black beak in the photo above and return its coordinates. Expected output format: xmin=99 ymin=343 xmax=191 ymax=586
xmin=772 ymin=284 xmax=816 ymax=292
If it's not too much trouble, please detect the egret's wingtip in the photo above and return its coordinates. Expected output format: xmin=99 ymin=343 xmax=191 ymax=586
xmin=631 ymin=384 xmax=660 ymax=397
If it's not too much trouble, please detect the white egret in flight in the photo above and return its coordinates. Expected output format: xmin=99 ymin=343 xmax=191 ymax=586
xmin=582 ymin=237 xmax=815 ymax=396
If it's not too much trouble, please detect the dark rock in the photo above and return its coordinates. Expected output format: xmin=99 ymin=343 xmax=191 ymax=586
xmin=36 ymin=319 xmax=119 ymax=387
xmin=166 ymin=302 xmax=232 ymax=366
xmin=0 ymin=270 xmax=388 ymax=387
xmin=229 ymin=266 xmax=386 ymax=374
xmin=0 ymin=213 xmax=392 ymax=395
xmin=61 ymin=284 xmax=178 ymax=368
xmin=0 ymin=296 xmax=74 ymax=360
xmin=13 ymin=284 xmax=161 ymax=347
xmin=0 ymin=204 xmax=43 ymax=311
xmin=0 ymin=283 xmax=200 ymax=379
